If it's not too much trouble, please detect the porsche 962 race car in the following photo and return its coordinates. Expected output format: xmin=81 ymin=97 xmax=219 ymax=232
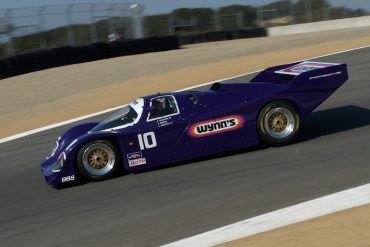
xmin=41 ymin=61 xmax=348 ymax=187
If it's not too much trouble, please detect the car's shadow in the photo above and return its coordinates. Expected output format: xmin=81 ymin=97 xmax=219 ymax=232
xmin=299 ymin=105 xmax=370 ymax=142
xmin=136 ymin=105 xmax=370 ymax=174
xmin=59 ymin=105 xmax=370 ymax=188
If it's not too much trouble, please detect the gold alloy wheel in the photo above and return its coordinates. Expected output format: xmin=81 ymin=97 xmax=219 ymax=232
xmin=268 ymin=112 xmax=288 ymax=133
xmin=87 ymin=149 xmax=109 ymax=169
xmin=82 ymin=142 xmax=116 ymax=176
xmin=264 ymin=107 xmax=295 ymax=139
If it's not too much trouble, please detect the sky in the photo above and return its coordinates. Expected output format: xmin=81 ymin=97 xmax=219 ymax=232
xmin=0 ymin=0 xmax=369 ymax=14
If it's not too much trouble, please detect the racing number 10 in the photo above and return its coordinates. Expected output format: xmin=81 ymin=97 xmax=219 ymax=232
xmin=138 ymin=132 xmax=157 ymax=150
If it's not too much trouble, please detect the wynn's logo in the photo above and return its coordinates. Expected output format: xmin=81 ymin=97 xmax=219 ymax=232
xmin=188 ymin=115 xmax=245 ymax=138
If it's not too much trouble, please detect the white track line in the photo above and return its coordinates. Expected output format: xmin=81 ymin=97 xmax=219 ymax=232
xmin=0 ymin=106 xmax=126 ymax=144
xmin=1 ymin=44 xmax=369 ymax=144
xmin=162 ymin=183 xmax=370 ymax=247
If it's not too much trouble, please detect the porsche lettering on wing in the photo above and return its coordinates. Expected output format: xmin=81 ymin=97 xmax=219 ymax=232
xmin=188 ymin=115 xmax=245 ymax=138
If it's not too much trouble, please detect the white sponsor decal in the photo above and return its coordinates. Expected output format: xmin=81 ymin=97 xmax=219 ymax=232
xmin=128 ymin=158 xmax=147 ymax=167
xmin=188 ymin=115 xmax=245 ymax=138
xmin=157 ymin=116 xmax=173 ymax=127
xmin=138 ymin=132 xmax=157 ymax=150
xmin=309 ymin=71 xmax=342 ymax=80
xmin=61 ymin=175 xmax=75 ymax=183
xmin=127 ymin=151 xmax=147 ymax=167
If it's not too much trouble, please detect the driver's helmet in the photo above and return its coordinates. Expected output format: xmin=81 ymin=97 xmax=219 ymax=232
xmin=151 ymin=99 xmax=164 ymax=118
xmin=167 ymin=97 xmax=176 ymax=109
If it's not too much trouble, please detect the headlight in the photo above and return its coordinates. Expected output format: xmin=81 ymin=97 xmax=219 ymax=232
xmin=52 ymin=152 xmax=66 ymax=172
xmin=47 ymin=140 xmax=59 ymax=159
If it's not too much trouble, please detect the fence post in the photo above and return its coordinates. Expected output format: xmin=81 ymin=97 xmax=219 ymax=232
xmin=130 ymin=3 xmax=145 ymax=39
xmin=342 ymin=6 xmax=348 ymax=18
xmin=190 ymin=13 xmax=197 ymax=34
xmin=236 ymin=12 xmax=244 ymax=29
xmin=213 ymin=12 xmax=221 ymax=31
xmin=273 ymin=8 xmax=278 ymax=27
xmin=289 ymin=0 xmax=295 ymax=24
xmin=305 ymin=0 xmax=313 ymax=23
xmin=121 ymin=4 xmax=133 ymax=39
xmin=89 ymin=3 xmax=98 ymax=43
xmin=66 ymin=4 xmax=76 ymax=46
xmin=108 ymin=3 xmax=118 ymax=34
xmin=5 ymin=8 xmax=14 ymax=56
xmin=256 ymin=7 xmax=263 ymax=27
xmin=167 ymin=14 xmax=174 ymax=35
xmin=38 ymin=6 xmax=47 ymax=49
xmin=323 ymin=3 xmax=330 ymax=20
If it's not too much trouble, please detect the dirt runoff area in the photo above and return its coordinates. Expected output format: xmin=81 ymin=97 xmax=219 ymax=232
xmin=1 ymin=26 xmax=370 ymax=138
xmin=219 ymin=203 xmax=370 ymax=247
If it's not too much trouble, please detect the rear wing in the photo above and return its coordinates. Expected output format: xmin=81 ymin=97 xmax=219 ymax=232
xmin=275 ymin=61 xmax=339 ymax=75
xmin=250 ymin=61 xmax=348 ymax=91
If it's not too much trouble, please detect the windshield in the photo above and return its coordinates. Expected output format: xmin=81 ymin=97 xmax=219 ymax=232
xmin=91 ymin=98 xmax=144 ymax=132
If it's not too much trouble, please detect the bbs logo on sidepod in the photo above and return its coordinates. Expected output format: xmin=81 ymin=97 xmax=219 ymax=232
xmin=188 ymin=115 xmax=245 ymax=138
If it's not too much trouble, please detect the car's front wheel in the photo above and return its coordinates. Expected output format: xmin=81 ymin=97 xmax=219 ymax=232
xmin=77 ymin=140 xmax=120 ymax=181
xmin=258 ymin=101 xmax=301 ymax=146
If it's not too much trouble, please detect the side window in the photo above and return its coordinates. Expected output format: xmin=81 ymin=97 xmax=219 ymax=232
xmin=148 ymin=96 xmax=179 ymax=121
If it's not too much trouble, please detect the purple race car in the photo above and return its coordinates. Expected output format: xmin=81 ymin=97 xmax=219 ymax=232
xmin=41 ymin=61 xmax=348 ymax=187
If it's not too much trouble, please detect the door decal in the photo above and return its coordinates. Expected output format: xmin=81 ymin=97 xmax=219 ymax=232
xmin=138 ymin=132 xmax=157 ymax=150
xmin=188 ymin=115 xmax=245 ymax=138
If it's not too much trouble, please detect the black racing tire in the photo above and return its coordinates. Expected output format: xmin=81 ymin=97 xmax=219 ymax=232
xmin=257 ymin=101 xmax=301 ymax=146
xmin=76 ymin=140 xmax=121 ymax=181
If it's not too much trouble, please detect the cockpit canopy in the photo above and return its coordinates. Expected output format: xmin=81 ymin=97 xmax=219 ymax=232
xmin=91 ymin=98 xmax=144 ymax=132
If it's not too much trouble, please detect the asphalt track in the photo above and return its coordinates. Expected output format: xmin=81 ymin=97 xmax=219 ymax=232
xmin=1 ymin=48 xmax=370 ymax=247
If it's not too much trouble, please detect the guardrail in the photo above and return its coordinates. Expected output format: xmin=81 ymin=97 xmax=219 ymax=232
xmin=0 ymin=36 xmax=179 ymax=80
xmin=179 ymin=28 xmax=266 ymax=45
xmin=0 ymin=27 xmax=267 ymax=80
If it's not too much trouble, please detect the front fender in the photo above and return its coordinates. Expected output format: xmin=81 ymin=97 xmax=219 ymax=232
xmin=42 ymin=123 xmax=125 ymax=187
xmin=58 ymin=123 xmax=99 ymax=151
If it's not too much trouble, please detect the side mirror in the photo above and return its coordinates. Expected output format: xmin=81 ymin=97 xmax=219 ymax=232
xmin=187 ymin=94 xmax=198 ymax=105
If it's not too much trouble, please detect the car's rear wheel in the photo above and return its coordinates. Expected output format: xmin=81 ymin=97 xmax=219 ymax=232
xmin=258 ymin=101 xmax=301 ymax=146
xmin=77 ymin=140 xmax=120 ymax=181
